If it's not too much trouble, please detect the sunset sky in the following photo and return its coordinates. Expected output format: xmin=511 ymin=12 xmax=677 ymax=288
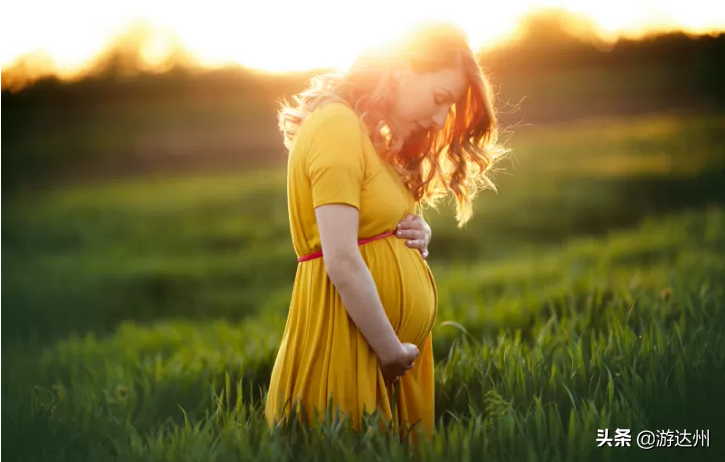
xmin=2 ymin=0 xmax=724 ymax=79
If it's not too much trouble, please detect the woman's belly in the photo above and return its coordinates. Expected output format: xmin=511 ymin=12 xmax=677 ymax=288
xmin=362 ymin=237 xmax=438 ymax=349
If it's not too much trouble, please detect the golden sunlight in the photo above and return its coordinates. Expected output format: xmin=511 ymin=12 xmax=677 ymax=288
xmin=1 ymin=0 xmax=724 ymax=80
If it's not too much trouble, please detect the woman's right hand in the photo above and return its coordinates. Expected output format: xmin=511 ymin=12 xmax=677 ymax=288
xmin=380 ymin=342 xmax=419 ymax=383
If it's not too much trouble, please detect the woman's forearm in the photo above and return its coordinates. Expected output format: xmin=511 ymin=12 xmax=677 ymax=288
xmin=324 ymin=252 xmax=402 ymax=363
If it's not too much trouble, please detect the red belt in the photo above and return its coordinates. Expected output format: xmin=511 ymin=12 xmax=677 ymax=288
xmin=297 ymin=230 xmax=396 ymax=262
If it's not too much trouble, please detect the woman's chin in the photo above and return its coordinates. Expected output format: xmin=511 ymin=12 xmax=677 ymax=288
xmin=395 ymin=125 xmax=417 ymax=141
xmin=388 ymin=123 xmax=424 ymax=146
xmin=404 ymin=128 xmax=427 ymax=143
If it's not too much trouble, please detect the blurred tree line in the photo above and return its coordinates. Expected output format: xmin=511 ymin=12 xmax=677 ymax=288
xmin=2 ymin=9 xmax=724 ymax=192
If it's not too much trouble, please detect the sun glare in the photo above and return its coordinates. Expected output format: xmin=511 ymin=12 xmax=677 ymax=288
xmin=1 ymin=0 xmax=724 ymax=82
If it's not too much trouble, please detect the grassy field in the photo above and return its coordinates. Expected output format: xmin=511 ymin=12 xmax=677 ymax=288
xmin=3 ymin=111 xmax=725 ymax=461
xmin=4 ymin=59 xmax=723 ymax=189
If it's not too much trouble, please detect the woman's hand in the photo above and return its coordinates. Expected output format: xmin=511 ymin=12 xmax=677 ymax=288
xmin=396 ymin=214 xmax=432 ymax=259
xmin=380 ymin=342 xmax=419 ymax=385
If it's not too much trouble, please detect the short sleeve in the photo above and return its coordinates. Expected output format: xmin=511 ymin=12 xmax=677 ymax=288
xmin=305 ymin=107 xmax=366 ymax=209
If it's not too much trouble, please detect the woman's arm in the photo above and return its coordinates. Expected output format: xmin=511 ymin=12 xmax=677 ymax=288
xmin=316 ymin=204 xmax=418 ymax=378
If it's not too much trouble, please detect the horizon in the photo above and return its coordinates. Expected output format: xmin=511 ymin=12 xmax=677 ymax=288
xmin=2 ymin=1 xmax=724 ymax=89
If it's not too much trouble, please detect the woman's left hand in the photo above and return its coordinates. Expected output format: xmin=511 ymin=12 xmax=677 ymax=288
xmin=396 ymin=214 xmax=432 ymax=259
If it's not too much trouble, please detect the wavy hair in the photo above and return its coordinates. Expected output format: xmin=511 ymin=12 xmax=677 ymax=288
xmin=278 ymin=21 xmax=510 ymax=227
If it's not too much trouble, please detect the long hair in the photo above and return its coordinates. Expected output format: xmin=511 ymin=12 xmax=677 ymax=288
xmin=278 ymin=21 xmax=510 ymax=227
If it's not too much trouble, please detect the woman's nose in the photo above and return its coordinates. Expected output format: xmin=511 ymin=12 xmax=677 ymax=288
xmin=431 ymin=108 xmax=448 ymax=130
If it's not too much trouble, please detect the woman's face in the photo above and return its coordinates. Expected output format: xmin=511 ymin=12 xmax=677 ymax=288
xmin=388 ymin=64 xmax=468 ymax=140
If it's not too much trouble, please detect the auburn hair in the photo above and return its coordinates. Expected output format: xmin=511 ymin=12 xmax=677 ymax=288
xmin=278 ymin=21 xmax=510 ymax=227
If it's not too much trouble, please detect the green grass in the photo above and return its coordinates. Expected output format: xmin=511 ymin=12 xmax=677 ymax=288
xmin=4 ymin=209 xmax=724 ymax=461
xmin=3 ymin=112 xmax=725 ymax=461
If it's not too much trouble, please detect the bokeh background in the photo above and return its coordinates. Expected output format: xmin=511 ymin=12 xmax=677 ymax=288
xmin=3 ymin=2 xmax=725 ymax=461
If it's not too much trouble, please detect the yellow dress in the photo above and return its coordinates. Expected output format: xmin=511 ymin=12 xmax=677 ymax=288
xmin=265 ymin=102 xmax=438 ymax=442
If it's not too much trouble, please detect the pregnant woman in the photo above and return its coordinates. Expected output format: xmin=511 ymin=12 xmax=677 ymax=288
xmin=265 ymin=21 xmax=507 ymax=442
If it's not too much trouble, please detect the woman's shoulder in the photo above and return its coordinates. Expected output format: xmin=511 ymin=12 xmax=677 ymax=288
xmin=299 ymin=101 xmax=365 ymax=138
